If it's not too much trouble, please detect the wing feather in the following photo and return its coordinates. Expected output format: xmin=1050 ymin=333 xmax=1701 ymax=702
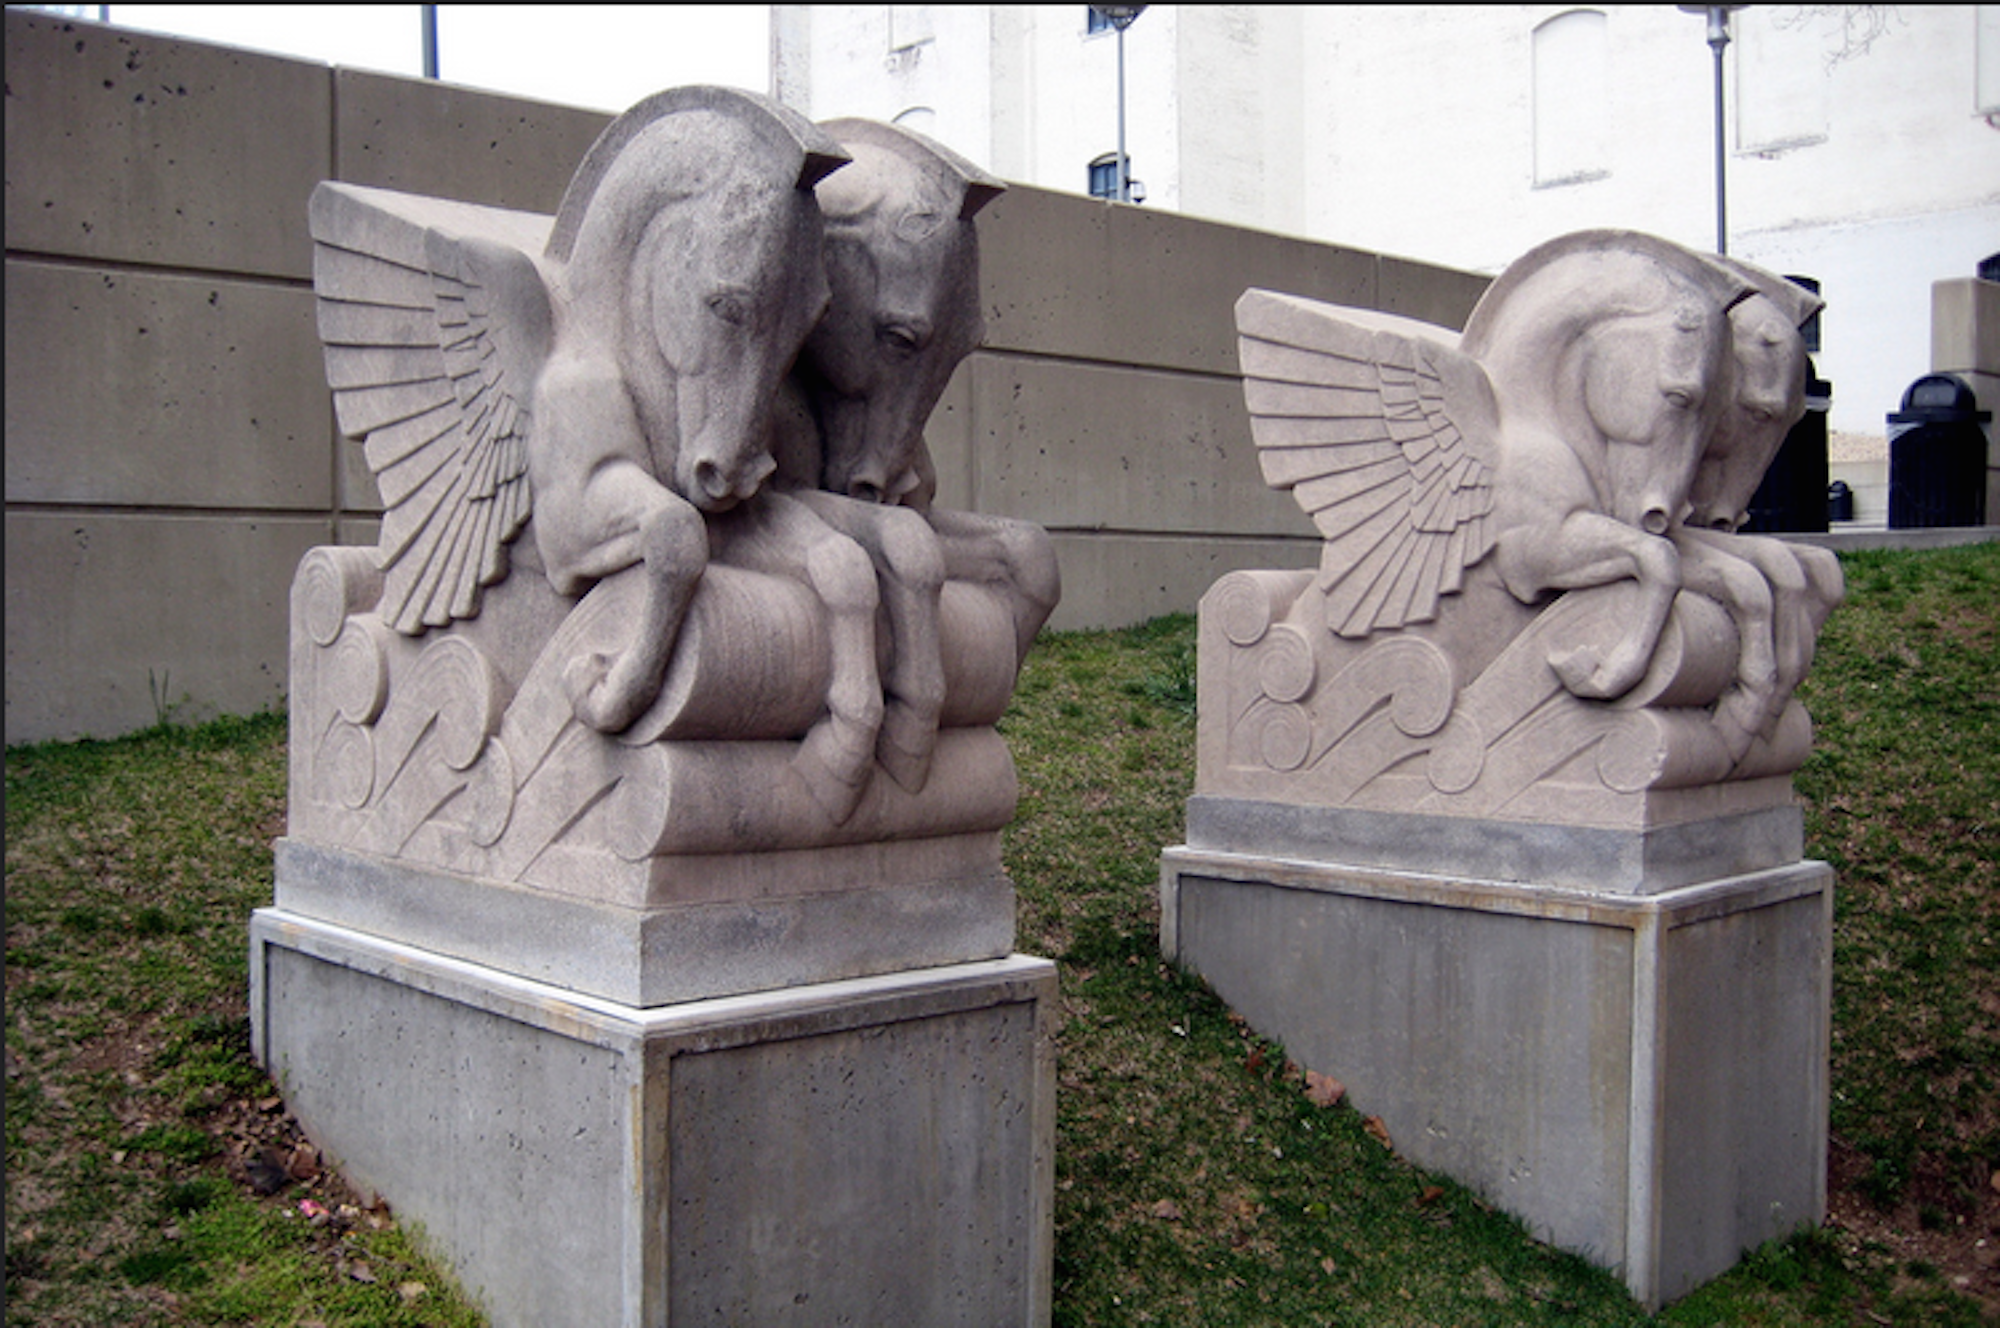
xmin=309 ymin=182 xmax=553 ymax=633
xmin=1236 ymin=288 xmax=1500 ymax=637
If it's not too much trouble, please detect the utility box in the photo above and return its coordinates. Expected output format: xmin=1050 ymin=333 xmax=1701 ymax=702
xmin=1887 ymin=373 xmax=1991 ymax=528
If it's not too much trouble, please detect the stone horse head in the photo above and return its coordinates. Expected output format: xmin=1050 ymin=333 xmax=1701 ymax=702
xmin=547 ymin=86 xmax=849 ymax=513
xmin=1464 ymin=229 xmax=1753 ymax=542
xmin=1684 ymin=261 xmax=1823 ymax=532
xmin=792 ymin=117 xmax=1005 ymax=507
xmin=1462 ymin=231 xmax=1753 ymax=700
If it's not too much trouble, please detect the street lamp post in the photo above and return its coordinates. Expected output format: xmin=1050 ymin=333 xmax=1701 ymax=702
xmin=1679 ymin=5 xmax=1746 ymax=254
xmin=1090 ymin=5 xmax=1147 ymax=202
xmin=421 ymin=3 xmax=438 ymax=79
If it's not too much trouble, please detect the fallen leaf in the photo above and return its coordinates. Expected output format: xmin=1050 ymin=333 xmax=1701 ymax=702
xmin=1321 ymin=1256 xmax=1338 ymax=1275
xmin=1303 ymin=1070 xmax=1345 ymax=1108
xmin=346 ymin=1260 xmax=377 ymax=1285
xmin=1416 ymin=1185 xmax=1445 ymax=1206
xmin=1990 ymin=1170 xmax=1999 ymax=1195
xmin=1245 ymin=1048 xmax=1266 ymax=1074
xmin=246 ymin=1148 xmax=291 ymax=1195
xmin=398 ymin=1282 xmax=428 ymax=1304
xmin=1363 ymin=1116 xmax=1393 ymax=1150
xmin=1150 ymin=1199 xmax=1183 ymax=1221
xmin=286 ymin=1144 xmax=320 ymax=1181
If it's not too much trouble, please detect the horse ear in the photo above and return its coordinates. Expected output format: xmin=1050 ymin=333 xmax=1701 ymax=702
xmin=799 ymin=148 xmax=850 ymax=192
xmin=959 ymin=177 xmax=1005 ymax=221
xmin=820 ymin=115 xmax=1004 ymax=220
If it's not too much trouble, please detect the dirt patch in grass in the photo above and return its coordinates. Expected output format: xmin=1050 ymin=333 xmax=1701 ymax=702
xmin=1827 ymin=1135 xmax=2000 ymax=1317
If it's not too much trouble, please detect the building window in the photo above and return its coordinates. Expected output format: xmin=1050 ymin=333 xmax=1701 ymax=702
xmin=1088 ymin=154 xmax=1121 ymax=200
xmin=890 ymin=5 xmax=934 ymax=52
xmin=1087 ymin=7 xmax=1112 ymax=36
xmin=1531 ymin=10 xmax=1610 ymax=187
xmin=1979 ymin=6 xmax=2000 ymax=115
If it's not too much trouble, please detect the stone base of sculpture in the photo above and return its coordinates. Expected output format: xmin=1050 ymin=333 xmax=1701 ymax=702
xmin=1160 ymin=838 xmax=1831 ymax=1311
xmin=251 ymin=909 xmax=1056 ymax=1328
xmin=272 ymin=835 xmax=1017 ymax=1006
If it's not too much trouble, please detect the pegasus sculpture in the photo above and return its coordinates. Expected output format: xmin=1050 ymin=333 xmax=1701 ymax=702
xmin=1211 ymin=230 xmax=1842 ymax=829
xmin=287 ymin=91 xmax=1047 ymax=900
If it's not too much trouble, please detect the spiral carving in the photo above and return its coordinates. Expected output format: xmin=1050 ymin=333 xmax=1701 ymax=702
xmin=296 ymin=546 xmax=384 ymax=648
xmin=324 ymin=618 xmax=393 ymax=727
xmin=1255 ymin=623 xmax=1317 ymax=704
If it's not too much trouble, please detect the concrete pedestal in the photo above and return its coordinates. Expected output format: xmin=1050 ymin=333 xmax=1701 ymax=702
xmin=250 ymin=910 xmax=1057 ymax=1327
xmin=1160 ymin=838 xmax=1831 ymax=1310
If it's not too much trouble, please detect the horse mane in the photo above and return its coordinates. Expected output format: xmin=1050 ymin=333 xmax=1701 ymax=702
xmin=547 ymin=86 xmax=849 ymax=265
xmin=1460 ymin=229 xmax=1752 ymax=363
xmin=816 ymin=117 xmax=1006 ymax=228
xmin=1712 ymin=254 xmax=1824 ymax=332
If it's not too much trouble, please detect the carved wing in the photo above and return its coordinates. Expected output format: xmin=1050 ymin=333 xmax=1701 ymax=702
xmin=309 ymin=182 xmax=555 ymax=634
xmin=1236 ymin=289 xmax=1500 ymax=638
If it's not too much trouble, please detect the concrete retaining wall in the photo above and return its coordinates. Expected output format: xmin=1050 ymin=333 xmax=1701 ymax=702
xmin=4 ymin=9 xmax=1487 ymax=745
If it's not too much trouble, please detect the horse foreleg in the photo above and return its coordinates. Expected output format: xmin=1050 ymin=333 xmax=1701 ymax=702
xmin=1674 ymin=529 xmax=1780 ymax=762
xmin=928 ymin=507 xmax=1062 ymax=666
xmin=563 ymin=496 xmax=708 ymax=734
xmin=1501 ymin=511 xmax=1683 ymax=701
xmin=716 ymin=493 xmax=885 ymax=823
xmin=795 ymin=492 xmax=945 ymax=795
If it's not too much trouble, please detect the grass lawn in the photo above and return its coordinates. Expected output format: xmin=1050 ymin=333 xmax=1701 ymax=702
xmin=6 ymin=541 xmax=1996 ymax=1325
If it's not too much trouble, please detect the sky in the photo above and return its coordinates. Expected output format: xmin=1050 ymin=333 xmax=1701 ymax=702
xmin=87 ymin=5 xmax=771 ymax=111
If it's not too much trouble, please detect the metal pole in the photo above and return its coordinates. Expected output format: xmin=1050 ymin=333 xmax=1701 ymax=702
xmin=1116 ymin=22 xmax=1129 ymax=202
xmin=1710 ymin=16 xmax=1727 ymax=253
xmin=422 ymin=4 xmax=439 ymax=80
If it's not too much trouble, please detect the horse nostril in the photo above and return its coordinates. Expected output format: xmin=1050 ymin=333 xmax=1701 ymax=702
xmin=1641 ymin=507 xmax=1670 ymax=537
xmin=694 ymin=460 xmax=731 ymax=503
xmin=1709 ymin=514 xmax=1737 ymax=533
xmin=849 ymin=480 xmax=884 ymax=504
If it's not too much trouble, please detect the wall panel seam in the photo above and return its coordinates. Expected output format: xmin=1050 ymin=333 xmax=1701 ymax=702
xmin=4 ymin=502 xmax=354 ymax=522
xmin=2 ymin=250 xmax=315 ymax=291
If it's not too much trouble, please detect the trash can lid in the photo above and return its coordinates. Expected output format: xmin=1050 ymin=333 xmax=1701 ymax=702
xmin=1887 ymin=373 xmax=1991 ymax=424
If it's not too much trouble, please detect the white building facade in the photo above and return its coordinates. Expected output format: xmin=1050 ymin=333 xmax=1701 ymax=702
xmin=771 ymin=4 xmax=2000 ymax=438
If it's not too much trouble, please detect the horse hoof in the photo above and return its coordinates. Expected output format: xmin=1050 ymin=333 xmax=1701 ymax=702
xmin=563 ymin=651 xmax=639 ymax=734
xmin=876 ymin=705 xmax=938 ymax=795
xmin=795 ymin=722 xmax=872 ymax=823
xmin=1550 ymin=646 xmax=1602 ymax=695
xmin=1711 ymin=691 xmax=1762 ymax=764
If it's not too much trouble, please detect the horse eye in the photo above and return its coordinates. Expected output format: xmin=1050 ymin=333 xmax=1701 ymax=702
xmin=1663 ymin=388 xmax=1695 ymax=410
xmin=878 ymin=323 xmax=920 ymax=354
xmin=707 ymin=293 xmax=749 ymax=326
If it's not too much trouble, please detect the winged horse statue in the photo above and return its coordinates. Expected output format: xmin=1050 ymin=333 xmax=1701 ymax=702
xmin=1230 ymin=230 xmax=1836 ymax=799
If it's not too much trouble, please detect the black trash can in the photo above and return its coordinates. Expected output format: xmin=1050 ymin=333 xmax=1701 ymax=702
xmin=1887 ymin=374 xmax=1991 ymax=528
xmin=1740 ymin=361 xmax=1832 ymax=534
